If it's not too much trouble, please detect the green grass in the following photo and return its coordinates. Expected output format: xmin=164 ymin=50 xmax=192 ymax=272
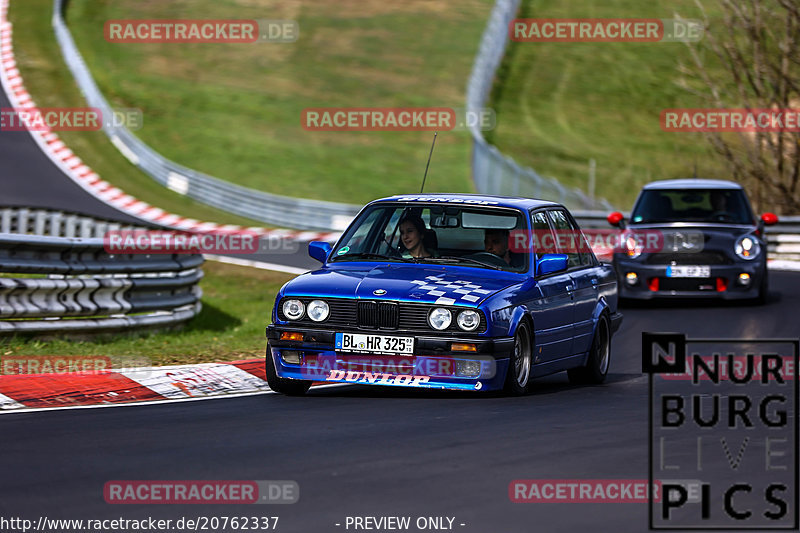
xmin=12 ymin=0 xmax=492 ymax=207
xmin=0 ymin=261 xmax=294 ymax=365
xmin=487 ymin=0 xmax=729 ymax=210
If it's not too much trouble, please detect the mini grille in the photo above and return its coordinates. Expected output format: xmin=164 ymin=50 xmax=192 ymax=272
xmin=646 ymin=252 xmax=732 ymax=265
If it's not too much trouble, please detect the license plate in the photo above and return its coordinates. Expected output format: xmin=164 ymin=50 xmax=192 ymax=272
xmin=335 ymin=332 xmax=414 ymax=355
xmin=666 ymin=265 xmax=710 ymax=278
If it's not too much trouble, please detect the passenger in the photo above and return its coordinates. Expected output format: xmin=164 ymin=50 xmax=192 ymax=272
xmin=399 ymin=214 xmax=436 ymax=258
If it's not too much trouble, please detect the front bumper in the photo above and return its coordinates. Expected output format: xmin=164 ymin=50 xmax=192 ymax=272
xmin=266 ymin=325 xmax=514 ymax=391
xmin=614 ymin=258 xmax=765 ymax=300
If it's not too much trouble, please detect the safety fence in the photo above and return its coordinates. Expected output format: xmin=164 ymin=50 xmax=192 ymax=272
xmin=466 ymin=0 xmax=613 ymax=210
xmin=0 ymin=207 xmax=203 ymax=336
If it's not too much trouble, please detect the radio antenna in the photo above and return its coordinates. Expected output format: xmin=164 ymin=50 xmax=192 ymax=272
xmin=420 ymin=132 xmax=438 ymax=193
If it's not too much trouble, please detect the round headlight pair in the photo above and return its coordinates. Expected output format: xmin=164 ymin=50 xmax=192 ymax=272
xmin=734 ymin=236 xmax=760 ymax=260
xmin=427 ymin=308 xmax=480 ymax=332
xmin=282 ymin=299 xmax=329 ymax=322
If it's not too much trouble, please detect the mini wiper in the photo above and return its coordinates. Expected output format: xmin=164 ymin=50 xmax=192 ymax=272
xmin=332 ymin=252 xmax=411 ymax=262
xmin=428 ymin=256 xmax=504 ymax=270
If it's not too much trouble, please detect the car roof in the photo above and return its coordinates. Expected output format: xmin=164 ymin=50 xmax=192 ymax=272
xmin=373 ymin=193 xmax=561 ymax=210
xmin=642 ymin=179 xmax=743 ymax=190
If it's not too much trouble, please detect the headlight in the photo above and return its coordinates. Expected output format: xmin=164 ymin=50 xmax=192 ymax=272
xmin=734 ymin=236 xmax=760 ymax=260
xmin=306 ymin=299 xmax=330 ymax=322
xmin=282 ymin=299 xmax=305 ymax=320
xmin=625 ymin=235 xmax=642 ymax=259
xmin=457 ymin=310 xmax=480 ymax=331
xmin=428 ymin=308 xmax=452 ymax=330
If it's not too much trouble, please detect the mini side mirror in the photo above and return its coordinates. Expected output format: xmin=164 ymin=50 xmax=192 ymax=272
xmin=607 ymin=211 xmax=625 ymax=228
xmin=761 ymin=212 xmax=778 ymax=226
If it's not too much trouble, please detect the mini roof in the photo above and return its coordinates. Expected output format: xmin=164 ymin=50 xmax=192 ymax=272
xmin=642 ymin=179 xmax=743 ymax=190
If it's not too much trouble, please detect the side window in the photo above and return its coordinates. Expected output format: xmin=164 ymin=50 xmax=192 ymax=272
xmin=547 ymin=209 xmax=582 ymax=268
xmin=565 ymin=213 xmax=596 ymax=266
xmin=530 ymin=211 xmax=554 ymax=262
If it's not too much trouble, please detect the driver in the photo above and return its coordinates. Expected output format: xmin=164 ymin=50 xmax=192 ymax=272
xmin=484 ymin=228 xmax=512 ymax=264
xmin=710 ymin=190 xmax=729 ymax=216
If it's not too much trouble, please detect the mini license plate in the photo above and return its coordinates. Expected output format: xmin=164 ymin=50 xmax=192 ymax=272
xmin=666 ymin=265 xmax=710 ymax=278
xmin=335 ymin=332 xmax=414 ymax=355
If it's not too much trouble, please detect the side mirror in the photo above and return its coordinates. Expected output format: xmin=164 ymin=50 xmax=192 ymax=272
xmin=536 ymin=254 xmax=568 ymax=276
xmin=761 ymin=212 xmax=778 ymax=226
xmin=607 ymin=211 xmax=625 ymax=229
xmin=308 ymin=241 xmax=332 ymax=263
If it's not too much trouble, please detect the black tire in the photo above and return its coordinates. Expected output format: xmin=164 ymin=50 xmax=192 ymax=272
xmin=265 ymin=344 xmax=311 ymax=396
xmin=504 ymin=321 xmax=533 ymax=395
xmin=568 ymin=315 xmax=611 ymax=385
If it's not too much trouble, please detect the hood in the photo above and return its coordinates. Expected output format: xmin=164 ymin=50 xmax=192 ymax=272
xmin=282 ymin=264 xmax=520 ymax=306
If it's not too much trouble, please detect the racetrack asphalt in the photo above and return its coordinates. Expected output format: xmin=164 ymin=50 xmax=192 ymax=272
xmin=1 ymin=271 xmax=797 ymax=532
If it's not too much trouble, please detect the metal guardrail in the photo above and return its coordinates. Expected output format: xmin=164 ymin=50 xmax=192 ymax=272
xmin=0 ymin=207 xmax=203 ymax=335
xmin=466 ymin=0 xmax=613 ymax=211
xmin=51 ymin=0 xmax=360 ymax=232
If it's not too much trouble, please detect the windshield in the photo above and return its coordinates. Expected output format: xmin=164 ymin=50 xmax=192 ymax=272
xmin=331 ymin=203 xmax=528 ymax=271
xmin=630 ymin=189 xmax=754 ymax=225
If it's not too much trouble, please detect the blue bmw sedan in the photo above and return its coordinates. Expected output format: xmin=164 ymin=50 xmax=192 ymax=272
xmin=266 ymin=194 xmax=622 ymax=395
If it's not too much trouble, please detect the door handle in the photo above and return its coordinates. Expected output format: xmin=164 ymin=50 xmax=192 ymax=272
xmin=591 ymin=278 xmax=598 ymax=289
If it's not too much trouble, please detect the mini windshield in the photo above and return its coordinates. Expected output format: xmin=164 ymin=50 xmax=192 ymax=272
xmin=630 ymin=189 xmax=754 ymax=225
xmin=330 ymin=203 xmax=528 ymax=271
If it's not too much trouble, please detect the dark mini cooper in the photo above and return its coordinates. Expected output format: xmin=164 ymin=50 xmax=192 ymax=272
xmin=608 ymin=179 xmax=778 ymax=302
xmin=266 ymin=194 xmax=622 ymax=396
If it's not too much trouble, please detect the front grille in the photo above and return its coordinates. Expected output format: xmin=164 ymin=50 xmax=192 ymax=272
xmin=646 ymin=251 xmax=732 ymax=265
xmin=358 ymin=301 xmax=398 ymax=329
xmin=277 ymin=298 xmax=487 ymax=334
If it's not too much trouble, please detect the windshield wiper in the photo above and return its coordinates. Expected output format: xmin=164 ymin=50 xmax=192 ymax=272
xmin=332 ymin=252 xmax=411 ymax=262
xmin=427 ymin=256 xmax=504 ymax=270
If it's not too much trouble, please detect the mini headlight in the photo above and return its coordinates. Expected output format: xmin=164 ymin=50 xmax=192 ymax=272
xmin=457 ymin=310 xmax=480 ymax=331
xmin=734 ymin=236 xmax=760 ymax=260
xmin=625 ymin=235 xmax=642 ymax=259
xmin=428 ymin=308 xmax=452 ymax=330
xmin=282 ymin=299 xmax=305 ymax=320
xmin=306 ymin=300 xmax=329 ymax=322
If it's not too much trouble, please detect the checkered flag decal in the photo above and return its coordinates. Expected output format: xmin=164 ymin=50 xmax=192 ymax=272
xmin=409 ymin=275 xmax=493 ymax=305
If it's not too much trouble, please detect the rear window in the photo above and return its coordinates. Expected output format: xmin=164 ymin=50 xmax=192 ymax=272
xmin=631 ymin=189 xmax=753 ymax=225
